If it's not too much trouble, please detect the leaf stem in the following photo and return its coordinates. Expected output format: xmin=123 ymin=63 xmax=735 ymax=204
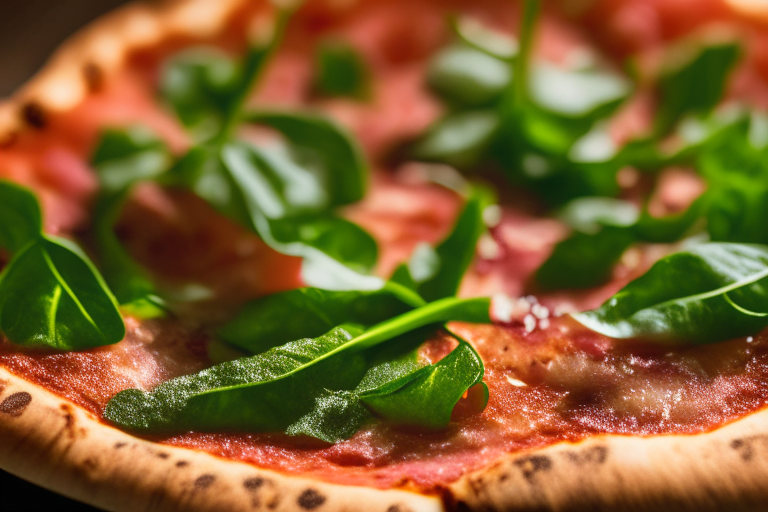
xmin=214 ymin=9 xmax=292 ymax=145
xmin=512 ymin=0 xmax=539 ymax=108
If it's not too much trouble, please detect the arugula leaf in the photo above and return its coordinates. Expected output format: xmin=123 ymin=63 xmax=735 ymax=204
xmin=557 ymin=197 xmax=639 ymax=235
xmin=160 ymin=48 xmax=241 ymax=143
xmin=449 ymin=15 xmax=517 ymax=61
xmin=105 ymin=325 xmax=368 ymax=431
xmin=287 ymin=333 xmax=486 ymax=442
xmin=0 ymin=236 xmax=124 ymax=349
xmin=427 ymin=46 xmax=510 ymax=107
xmin=105 ymin=296 xmax=490 ymax=431
xmin=536 ymin=226 xmax=636 ymax=291
xmin=361 ymin=336 xmax=486 ymax=428
xmin=574 ymin=243 xmax=768 ymax=344
xmin=413 ymin=110 xmax=501 ymax=168
xmin=537 ymin=196 xmax=705 ymax=290
xmin=218 ymin=282 xmax=424 ymax=354
xmin=393 ymin=186 xmax=493 ymax=301
xmin=244 ymin=110 xmax=369 ymax=205
xmin=0 ymin=181 xmax=42 ymax=254
xmin=655 ymin=42 xmax=741 ymax=136
xmin=0 ymin=181 xmax=125 ymax=349
xmin=418 ymin=4 xmax=631 ymax=206
xmin=90 ymin=126 xmax=172 ymax=194
xmin=314 ymin=39 xmax=370 ymax=99
xmin=220 ymin=141 xmax=380 ymax=288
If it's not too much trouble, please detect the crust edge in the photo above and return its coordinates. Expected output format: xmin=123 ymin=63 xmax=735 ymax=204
xmin=0 ymin=0 xmax=249 ymax=138
xmin=448 ymin=407 xmax=768 ymax=511
xmin=0 ymin=367 xmax=444 ymax=512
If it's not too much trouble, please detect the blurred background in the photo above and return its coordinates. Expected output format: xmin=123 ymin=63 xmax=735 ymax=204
xmin=0 ymin=3 xmax=131 ymax=510
xmin=0 ymin=0 xmax=130 ymax=96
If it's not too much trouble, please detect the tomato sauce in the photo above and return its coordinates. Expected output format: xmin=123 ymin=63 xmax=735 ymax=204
xmin=2 ymin=0 xmax=768 ymax=492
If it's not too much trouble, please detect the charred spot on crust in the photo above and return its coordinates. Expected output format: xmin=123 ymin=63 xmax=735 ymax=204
xmin=176 ymin=460 xmax=189 ymax=468
xmin=156 ymin=452 xmax=170 ymax=459
xmin=114 ymin=442 xmax=127 ymax=449
xmin=194 ymin=474 xmax=215 ymax=489
xmin=21 ymin=102 xmax=46 ymax=129
xmin=514 ymin=455 xmax=552 ymax=481
xmin=386 ymin=505 xmax=413 ymax=512
xmin=297 ymin=489 xmax=326 ymax=510
xmin=244 ymin=477 xmax=265 ymax=491
xmin=730 ymin=435 xmax=768 ymax=461
xmin=83 ymin=62 xmax=104 ymax=92
xmin=0 ymin=391 xmax=32 ymax=416
xmin=565 ymin=445 xmax=608 ymax=465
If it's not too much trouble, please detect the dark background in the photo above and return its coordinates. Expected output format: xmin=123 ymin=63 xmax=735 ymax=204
xmin=0 ymin=3 xmax=130 ymax=510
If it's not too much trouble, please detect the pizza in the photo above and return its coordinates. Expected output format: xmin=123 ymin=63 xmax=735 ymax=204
xmin=3 ymin=0 xmax=768 ymax=510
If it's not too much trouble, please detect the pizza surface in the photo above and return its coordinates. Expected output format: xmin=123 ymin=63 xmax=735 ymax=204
xmin=3 ymin=0 xmax=768 ymax=511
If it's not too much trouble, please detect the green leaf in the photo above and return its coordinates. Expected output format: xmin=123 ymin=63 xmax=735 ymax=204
xmin=655 ymin=42 xmax=741 ymax=136
xmin=160 ymin=10 xmax=290 ymax=143
xmin=0 ymin=180 xmax=42 ymax=254
xmin=221 ymin=141 xmax=380 ymax=289
xmin=413 ymin=110 xmax=501 ymax=168
xmin=361 ymin=335 xmax=486 ymax=429
xmin=91 ymin=126 xmax=172 ymax=194
xmin=172 ymin=145 xmax=252 ymax=225
xmin=536 ymin=226 xmax=636 ymax=290
xmin=634 ymin=195 xmax=707 ymax=243
xmin=105 ymin=324 xmax=368 ymax=431
xmin=390 ymin=186 xmax=492 ymax=301
xmin=0 ymin=236 xmax=125 ymax=349
xmin=449 ymin=15 xmax=517 ymax=61
xmin=558 ymin=197 xmax=639 ymax=235
xmin=574 ymin=243 xmax=768 ymax=344
xmin=538 ymin=195 xmax=706 ymax=290
xmin=287 ymin=332 xmax=487 ymax=442
xmin=160 ymin=47 xmax=241 ymax=142
xmin=427 ymin=46 xmax=510 ymax=107
xmin=314 ymin=39 xmax=370 ymax=99
xmin=218 ymin=282 xmax=424 ymax=354
xmin=105 ymin=296 xmax=490 ymax=431
xmin=244 ymin=110 xmax=369 ymax=205
xmin=530 ymin=64 xmax=631 ymax=120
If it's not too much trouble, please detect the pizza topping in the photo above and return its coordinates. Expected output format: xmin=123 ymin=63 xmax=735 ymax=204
xmin=575 ymin=243 xmax=768 ymax=344
xmin=89 ymin=7 xmax=378 ymax=303
xmin=104 ymin=184 xmax=494 ymax=438
xmin=0 ymin=181 xmax=123 ymax=349
xmin=104 ymin=296 xmax=489 ymax=434
xmin=313 ymin=38 xmax=371 ymax=100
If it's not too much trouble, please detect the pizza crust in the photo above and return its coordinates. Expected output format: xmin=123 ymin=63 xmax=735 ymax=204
xmin=448 ymin=408 xmax=768 ymax=511
xmin=0 ymin=0 xmax=250 ymax=140
xmin=2 ymin=0 xmax=768 ymax=510
xmin=0 ymin=366 xmax=443 ymax=512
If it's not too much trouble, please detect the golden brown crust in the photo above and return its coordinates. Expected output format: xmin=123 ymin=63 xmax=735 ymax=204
xmin=2 ymin=0 xmax=768 ymax=511
xmin=0 ymin=367 xmax=443 ymax=512
xmin=448 ymin=408 xmax=768 ymax=511
xmin=0 ymin=0 xmax=248 ymax=136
